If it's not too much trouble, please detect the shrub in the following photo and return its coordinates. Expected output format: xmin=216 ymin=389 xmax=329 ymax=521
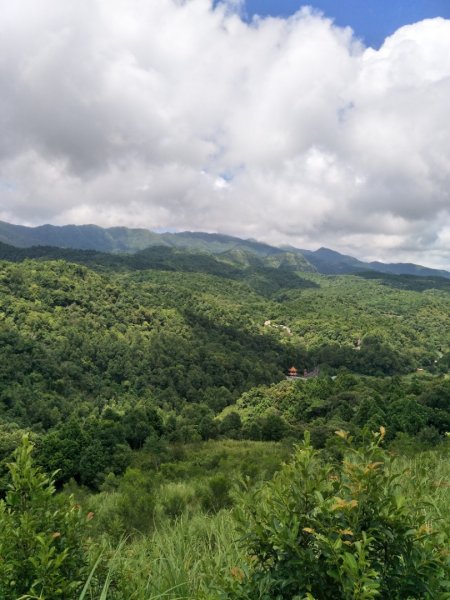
xmin=221 ymin=429 xmax=449 ymax=599
xmin=115 ymin=468 xmax=155 ymax=535
xmin=0 ymin=436 xmax=91 ymax=599
xmin=199 ymin=474 xmax=233 ymax=513
xmin=160 ymin=482 xmax=196 ymax=519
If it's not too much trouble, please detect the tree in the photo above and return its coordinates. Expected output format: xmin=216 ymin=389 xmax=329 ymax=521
xmin=260 ymin=410 xmax=287 ymax=441
xmin=219 ymin=411 xmax=242 ymax=439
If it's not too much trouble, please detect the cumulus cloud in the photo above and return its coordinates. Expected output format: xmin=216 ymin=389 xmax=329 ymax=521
xmin=0 ymin=0 xmax=449 ymax=267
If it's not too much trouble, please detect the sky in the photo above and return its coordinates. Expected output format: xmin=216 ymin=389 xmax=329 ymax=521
xmin=1 ymin=0 xmax=450 ymax=268
xmin=244 ymin=0 xmax=450 ymax=48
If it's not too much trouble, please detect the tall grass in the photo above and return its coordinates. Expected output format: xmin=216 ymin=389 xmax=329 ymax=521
xmin=84 ymin=512 xmax=241 ymax=599
xmin=393 ymin=445 xmax=450 ymax=527
xmin=81 ymin=441 xmax=449 ymax=599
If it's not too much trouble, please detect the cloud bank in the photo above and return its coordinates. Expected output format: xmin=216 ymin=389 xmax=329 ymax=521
xmin=1 ymin=0 xmax=450 ymax=267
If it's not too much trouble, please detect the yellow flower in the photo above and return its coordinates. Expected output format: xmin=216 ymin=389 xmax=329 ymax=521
xmin=302 ymin=527 xmax=316 ymax=535
xmin=364 ymin=462 xmax=383 ymax=474
xmin=331 ymin=497 xmax=358 ymax=511
xmin=230 ymin=567 xmax=245 ymax=582
xmin=417 ymin=524 xmax=433 ymax=536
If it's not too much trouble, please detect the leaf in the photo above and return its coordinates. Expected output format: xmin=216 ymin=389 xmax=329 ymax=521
xmin=342 ymin=552 xmax=358 ymax=574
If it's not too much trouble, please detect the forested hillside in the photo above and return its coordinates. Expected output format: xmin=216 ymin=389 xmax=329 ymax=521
xmin=1 ymin=254 xmax=449 ymax=437
xmin=0 ymin=249 xmax=449 ymax=598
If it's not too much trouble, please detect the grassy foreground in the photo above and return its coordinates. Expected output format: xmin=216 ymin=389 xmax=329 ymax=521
xmin=91 ymin=436 xmax=449 ymax=599
xmin=0 ymin=435 xmax=448 ymax=599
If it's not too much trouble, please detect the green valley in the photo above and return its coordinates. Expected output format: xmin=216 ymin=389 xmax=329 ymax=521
xmin=0 ymin=244 xmax=449 ymax=598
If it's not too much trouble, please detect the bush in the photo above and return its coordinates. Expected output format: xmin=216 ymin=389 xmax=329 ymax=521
xmin=115 ymin=468 xmax=155 ymax=535
xmin=0 ymin=436 xmax=91 ymax=599
xmin=159 ymin=482 xmax=197 ymax=519
xmin=199 ymin=474 xmax=233 ymax=513
xmin=221 ymin=429 xmax=449 ymax=599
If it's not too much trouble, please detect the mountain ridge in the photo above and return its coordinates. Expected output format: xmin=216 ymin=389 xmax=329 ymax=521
xmin=0 ymin=219 xmax=448 ymax=279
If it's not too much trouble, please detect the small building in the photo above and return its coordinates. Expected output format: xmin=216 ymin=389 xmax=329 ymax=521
xmin=287 ymin=366 xmax=298 ymax=378
xmin=287 ymin=366 xmax=320 ymax=380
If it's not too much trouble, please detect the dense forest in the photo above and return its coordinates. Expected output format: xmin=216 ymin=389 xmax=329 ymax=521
xmin=0 ymin=246 xmax=449 ymax=598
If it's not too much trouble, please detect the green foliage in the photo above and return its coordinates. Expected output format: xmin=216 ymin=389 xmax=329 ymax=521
xmin=85 ymin=440 xmax=290 ymax=543
xmin=277 ymin=272 xmax=450 ymax=373
xmin=0 ymin=249 xmax=449 ymax=598
xmin=0 ymin=423 xmax=29 ymax=493
xmin=118 ymin=468 xmax=155 ymax=533
xmin=0 ymin=436 xmax=91 ymax=599
xmin=0 ymin=255 xmax=449 ymax=463
xmin=221 ymin=431 xmax=449 ymax=599
xmin=36 ymin=418 xmax=132 ymax=490
xmin=199 ymin=474 xmax=234 ymax=513
xmin=64 ymin=439 xmax=449 ymax=600
xmin=87 ymin=468 xmax=155 ymax=541
xmin=219 ymin=411 xmax=243 ymax=439
xmin=260 ymin=410 xmax=288 ymax=441
xmin=95 ymin=512 xmax=243 ymax=600
xmin=0 ymin=259 xmax=287 ymax=433
xmin=234 ymin=375 xmax=450 ymax=447
xmin=1 ymin=255 xmax=449 ymax=439
xmin=1 ymin=436 xmax=442 ymax=600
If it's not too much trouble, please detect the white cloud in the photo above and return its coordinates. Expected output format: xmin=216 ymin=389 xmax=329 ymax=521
xmin=0 ymin=1 xmax=449 ymax=267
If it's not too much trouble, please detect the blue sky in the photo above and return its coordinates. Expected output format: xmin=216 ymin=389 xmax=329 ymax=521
xmin=243 ymin=0 xmax=450 ymax=47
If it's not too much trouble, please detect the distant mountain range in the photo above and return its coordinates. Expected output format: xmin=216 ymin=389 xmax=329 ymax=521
xmin=0 ymin=219 xmax=448 ymax=279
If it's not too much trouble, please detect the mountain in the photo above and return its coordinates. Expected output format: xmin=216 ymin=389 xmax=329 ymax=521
xmin=0 ymin=221 xmax=164 ymax=252
xmin=0 ymin=219 xmax=448 ymax=279
xmin=298 ymin=247 xmax=450 ymax=279
xmin=0 ymin=220 xmax=284 ymax=255
xmin=368 ymin=260 xmax=450 ymax=278
xmin=298 ymin=247 xmax=369 ymax=274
